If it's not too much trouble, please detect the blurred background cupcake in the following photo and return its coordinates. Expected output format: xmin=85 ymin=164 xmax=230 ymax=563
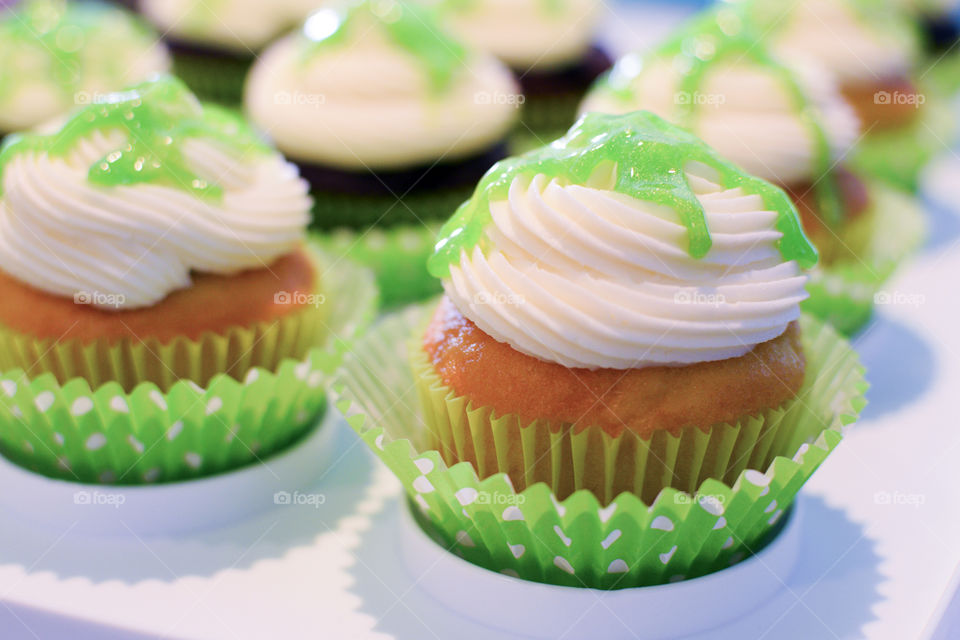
xmin=337 ymin=111 xmax=866 ymax=587
xmin=138 ymin=0 xmax=321 ymax=104
xmin=245 ymin=0 xmax=520 ymax=306
xmin=0 ymin=0 xmax=170 ymax=136
xmin=581 ymin=8 xmax=926 ymax=333
xmin=0 ymin=76 xmax=376 ymax=483
xmin=426 ymin=0 xmax=612 ymax=144
xmin=741 ymin=0 xmax=953 ymax=190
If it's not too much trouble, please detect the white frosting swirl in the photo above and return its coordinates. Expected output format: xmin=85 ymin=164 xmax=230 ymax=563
xmin=443 ymin=163 xmax=808 ymax=369
xmin=581 ymin=58 xmax=859 ymax=186
xmin=138 ymin=0 xmax=320 ymax=52
xmin=769 ymin=0 xmax=919 ymax=86
xmin=0 ymin=130 xmax=310 ymax=309
xmin=244 ymin=14 xmax=520 ymax=170
xmin=0 ymin=7 xmax=170 ymax=133
xmin=424 ymin=0 xmax=603 ymax=70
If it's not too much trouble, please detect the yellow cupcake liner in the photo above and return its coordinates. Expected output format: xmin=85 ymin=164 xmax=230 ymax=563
xmin=334 ymin=304 xmax=866 ymax=588
xmin=0 ymin=247 xmax=378 ymax=484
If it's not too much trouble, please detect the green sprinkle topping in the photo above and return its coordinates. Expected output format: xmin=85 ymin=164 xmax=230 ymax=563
xmin=0 ymin=75 xmax=268 ymax=199
xmin=429 ymin=110 xmax=817 ymax=278
xmin=301 ymin=0 xmax=467 ymax=93
xmin=594 ymin=7 xmax=845 ymax=226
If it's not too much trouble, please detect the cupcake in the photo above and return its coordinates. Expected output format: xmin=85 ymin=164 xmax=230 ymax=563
xmin=742 ymin=0 xmax=950 ymax=190
xmin=334 ymin=111 xmax=866 ymax=587
xmin=0 ymin=0 xmax=170 ymax=136
xmin=427 ymin=0 xmax=612 ymax=140
xmin=582 ymin=8 xmax=926 ymax=334
xmin=138 ymin=0 xmax=319 ymax=104
xmin=0 ymin=76 xmax=376 ymax=483
xmin=899 ymin=0 xmax=960 ymax=96
xmin=245 ymin=0 xmax=520 ymax=306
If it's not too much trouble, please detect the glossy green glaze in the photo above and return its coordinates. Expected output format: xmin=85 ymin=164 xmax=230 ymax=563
xmin=0 ymin=76 xmax=267 ymax=199
xmin=0 ymin=0 xmax=154 ymax=101
xmin=429 ymin=110 xmax=817 ymax=277
xmin=301 ymin=0 xmax=466 ymax=93
xmin=594 ymin=7 xmax=844 ymax=225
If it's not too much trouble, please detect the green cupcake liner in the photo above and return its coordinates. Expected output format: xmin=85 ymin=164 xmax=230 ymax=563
xmin=333 ymin=304 xmax=866 ymax=589
xmin=310 ymin=226 xmax=441 ymax=310
xmin=802 ymin=181 xmax=927 ymax=335
xmin=922 ymin=50 xmax=960 ymax=97
xmin=310 ymin=185 xmax=473 ymax=231
xmin=0 ymin=249 xmax=378 ymax=485
xmin=850 ymin=96 xmax=956 ymax=191
xmin=170 ymin=48 xmax=251 ymax=107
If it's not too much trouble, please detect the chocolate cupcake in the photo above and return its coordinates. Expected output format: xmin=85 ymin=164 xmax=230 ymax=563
xmin=245 ymin=0 xmax=520 ymax=305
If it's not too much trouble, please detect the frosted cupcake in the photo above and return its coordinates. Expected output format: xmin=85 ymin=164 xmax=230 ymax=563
xmin=139 ymin=0 xmax=320 ymax=104
xmin=0 ymin=0 xmax=170 ymax=135
xmin=742 ymin=0 xmax=948 ymax=189
xmin=427 ymin=0 xmax=611 ymax=138
xmin=245 ymin=0 xmax=520 ymax=305
xmin=582 ymin=8 xmax=926 ymax=333
xmin=334 ymin=111 xmax=866 ymax=587
xmin=0 ymin=76 xmax=376 ymax=483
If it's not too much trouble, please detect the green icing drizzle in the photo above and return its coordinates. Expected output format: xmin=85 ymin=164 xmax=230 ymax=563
xmin=0 ymin=0 xmax=155 ymax=102
xmin=0 ymin=75 xmax=268 ymax=199
xmin=428 ymin=110 xmax=817 ymax=278
xmin=595 ymin=7 xmax=844 ymax=227
xmin=301 ymin=0 xmax=467 ymax=93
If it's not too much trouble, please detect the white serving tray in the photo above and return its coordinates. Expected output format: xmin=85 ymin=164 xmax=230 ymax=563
xmin=0 ymin=4 xmax=959 ymax=639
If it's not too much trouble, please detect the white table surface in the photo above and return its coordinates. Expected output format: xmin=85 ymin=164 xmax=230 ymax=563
xmin=1 ymin=3 xmax=959 ymax=639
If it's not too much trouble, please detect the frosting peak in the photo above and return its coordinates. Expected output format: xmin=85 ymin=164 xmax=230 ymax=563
xmin=0 ymin=77 xmax=310 ymax=310
xmin=436 ymin=112 xmax=814 ymax=369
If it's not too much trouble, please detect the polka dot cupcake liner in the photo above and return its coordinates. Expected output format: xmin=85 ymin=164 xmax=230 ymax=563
xmin=802 ymin=181 xmax=927 ymax=335
xmin=332 ymin=304 xmax=866 ymax=589
xmin=850 ymin=96 xmax=956 ymax=191
xmin=310 ymin=225 xmax=442 ymax=310
xmin=0 ymin=249 xmax=377 ymax=484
